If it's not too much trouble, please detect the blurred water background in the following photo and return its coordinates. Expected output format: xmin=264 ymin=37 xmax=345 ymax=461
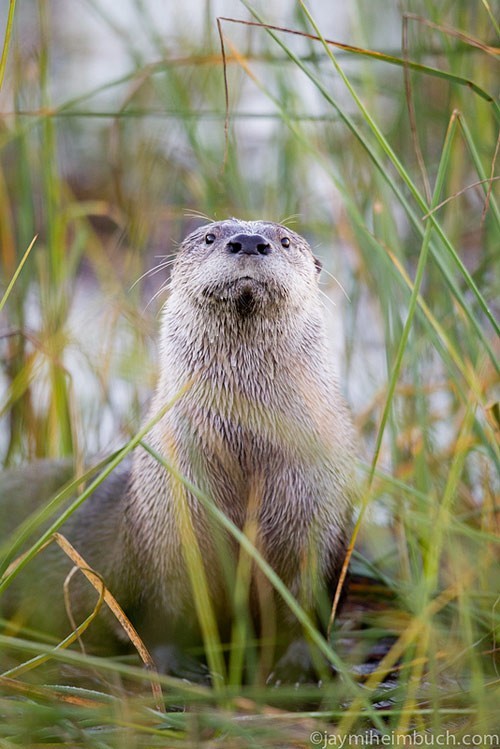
xmin=0 ymin=0 xmax=497 ymax=490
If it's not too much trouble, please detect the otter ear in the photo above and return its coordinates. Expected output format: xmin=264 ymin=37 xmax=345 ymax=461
xmin=313 ymin=256 xmax=323 ymax=274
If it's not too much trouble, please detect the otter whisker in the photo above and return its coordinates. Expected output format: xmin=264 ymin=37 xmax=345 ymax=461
xmin=278 ymin=213 xmax=300 ymax=227
xmin=318 ymin=288 xmax=337 ymax=310
xmin=130 ymin=260 xmax=177 ymax=291
xmin=144 ymin=280 xmax=172 ymax=312
xmin=184 ymin=209 xmax=215 ymax=223
xmin=317 ymin=263 xmax=351 ymax=302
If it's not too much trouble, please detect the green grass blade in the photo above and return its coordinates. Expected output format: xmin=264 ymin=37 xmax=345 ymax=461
xmin=0 ymin=0 xmax=17 ymax=90
xmin=0 ymin=235 xmax=36 ymax=314
xmin=240 ymin=0 xmax=499 ymax=365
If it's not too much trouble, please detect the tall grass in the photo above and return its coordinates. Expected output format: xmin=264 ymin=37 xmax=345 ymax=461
xmin=0 ymin=0 xmax=498 ymax=745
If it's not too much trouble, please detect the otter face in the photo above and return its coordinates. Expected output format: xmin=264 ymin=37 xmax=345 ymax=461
xmin=172 ymin=219 xmax=322 ymax=316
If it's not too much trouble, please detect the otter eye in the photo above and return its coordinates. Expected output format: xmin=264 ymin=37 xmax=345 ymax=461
xmin=281 ymin=237 xmax=290 ymax=248
xmin=205 ymin=233 xmax=216 ymax=245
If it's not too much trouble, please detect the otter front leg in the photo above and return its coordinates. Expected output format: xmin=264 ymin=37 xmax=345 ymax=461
xmin=252 ymin=575 xmax=332 ymax=685
xmin=264 ymin=560 xmax=349 ymax=685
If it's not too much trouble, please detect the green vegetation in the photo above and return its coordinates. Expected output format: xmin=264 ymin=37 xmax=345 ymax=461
xmin=0 ymin=0 xmax=498 ymax=745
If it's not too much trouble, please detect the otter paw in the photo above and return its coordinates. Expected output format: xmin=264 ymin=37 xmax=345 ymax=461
xmin=266 ymin=639 xmax=323 ymax=686
xmin=152 ymin=645 xmax=212 ymax=685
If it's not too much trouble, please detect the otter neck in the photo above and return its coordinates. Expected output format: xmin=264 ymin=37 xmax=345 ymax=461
xmin=155 ymin=293 xmax=329 ymax=408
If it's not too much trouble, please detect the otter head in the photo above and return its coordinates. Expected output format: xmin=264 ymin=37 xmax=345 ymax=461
xmin=170 ymin=219 xmax=323 ymax=317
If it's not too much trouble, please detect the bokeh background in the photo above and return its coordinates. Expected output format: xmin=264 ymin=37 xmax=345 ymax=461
xmin=0 ymin=0 xmax=498 ymax=742
xmin=1 ymin=1 xmax=497 ymax=464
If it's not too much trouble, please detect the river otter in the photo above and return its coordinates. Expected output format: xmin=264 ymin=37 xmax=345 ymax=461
xmin=0 ymin=219 xmax=356 ymax=682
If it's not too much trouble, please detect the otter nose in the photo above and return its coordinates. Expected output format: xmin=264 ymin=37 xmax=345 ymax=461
xmin=227 ymin=233 xmax=271 ymax=256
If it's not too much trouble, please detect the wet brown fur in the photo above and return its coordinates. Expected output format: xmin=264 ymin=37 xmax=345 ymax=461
xmin=0 ymin=219 xmax=356 ymax=680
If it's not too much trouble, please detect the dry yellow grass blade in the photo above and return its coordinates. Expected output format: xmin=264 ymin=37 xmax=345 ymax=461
xmin=0 ymin=674 xmax=108 ymax=708
xmin=52 ymin=533 xmax=165 ymax=713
